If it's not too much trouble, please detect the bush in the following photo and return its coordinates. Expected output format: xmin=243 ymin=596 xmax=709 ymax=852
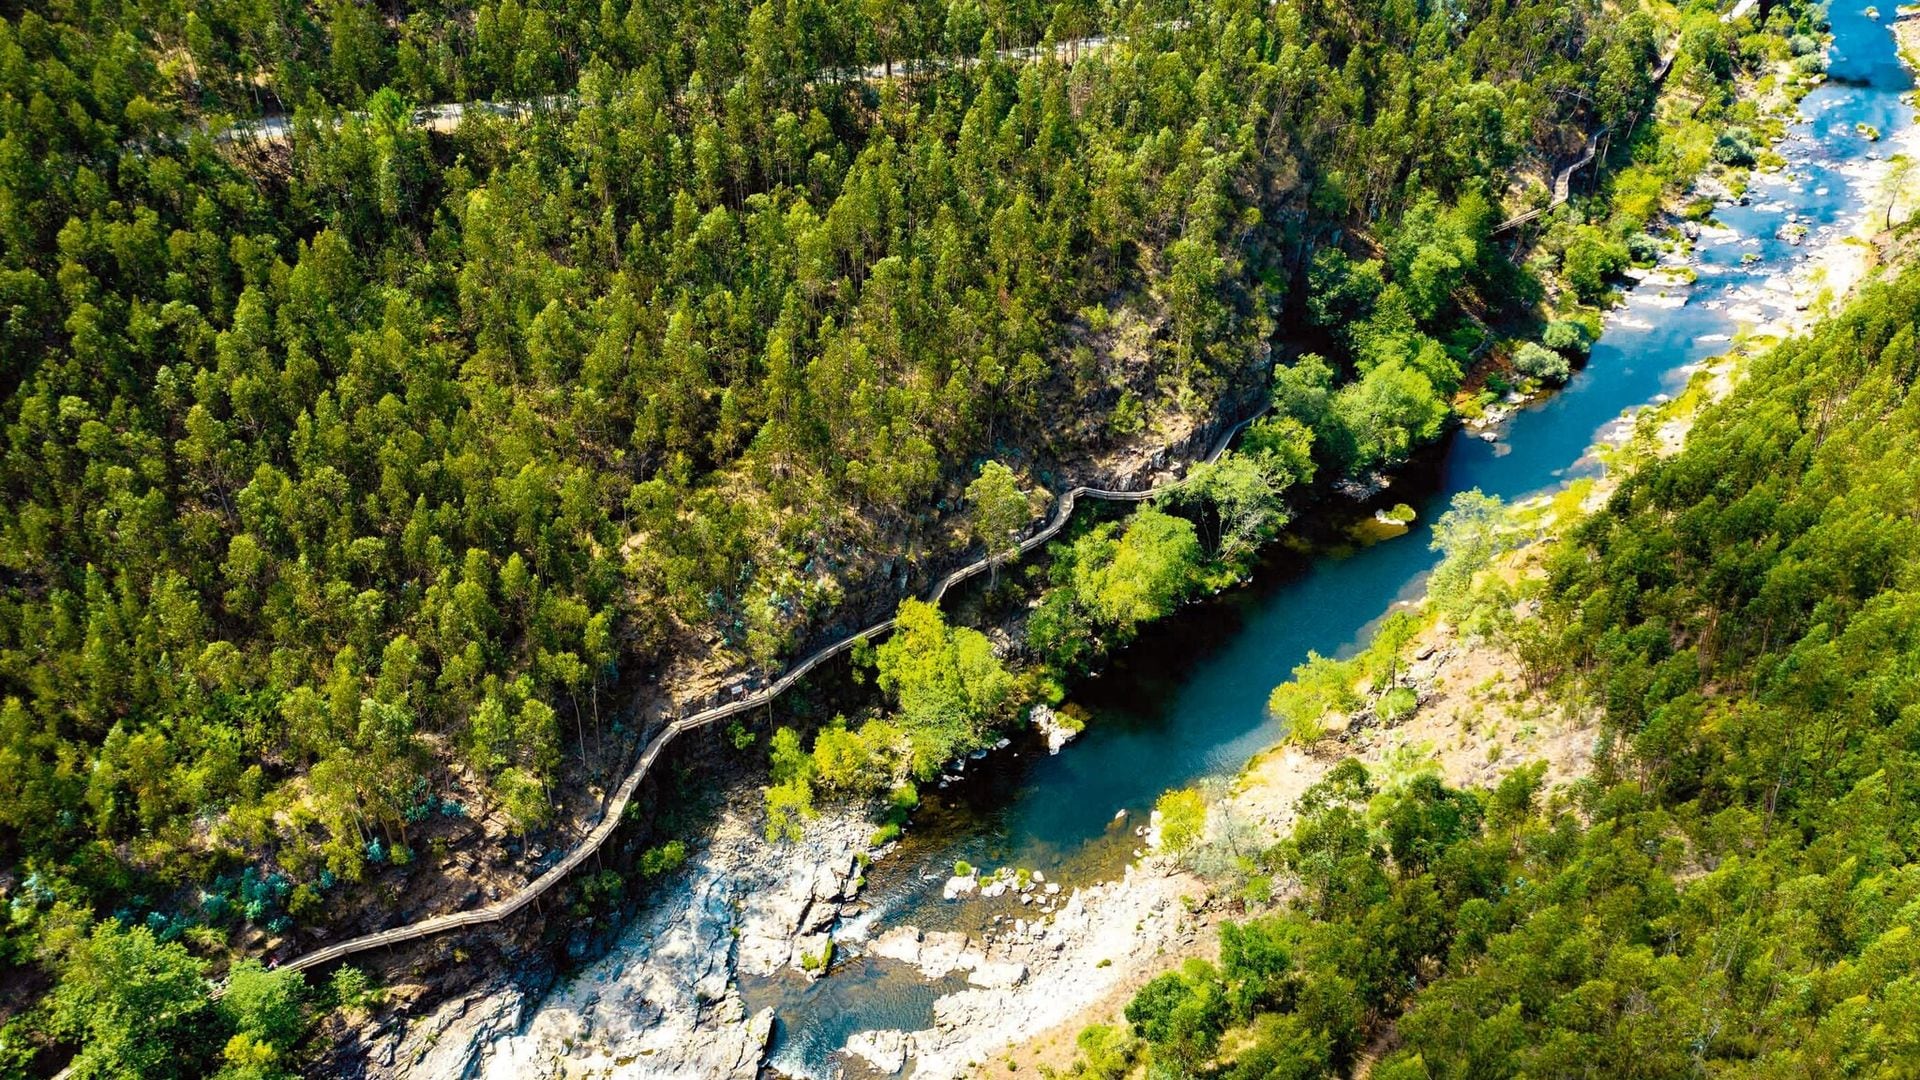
xmin=1270 ymin=652 xmax=1362 ymax=743
xmin=1155 ymin=788 xmax=1209 ymax=853
xmin=800 ymin=941 xmax=834 ymax=974
xmin=1712 ymin=128 xmax=1757 ymax=167
xmin=1513 ymin=342 xmax=1571 ymax=384
xmin=954 ymin=859 xmax=975 ymax=877
xmin=889 ymin=782 xmax=920 ymax=815
xmin=1560 ymin=228 xmax=1629 ymax=302
xmin=1542 ymin=320 xmax=1591 ymax=356
xmin=1378 ymin=686 xmax=1420 ymax=723
xmin=639 ymin=840 xmax=688 ymax=878
xmin=329 ymin=967 xmax=370 ymax=1011
xmin=1074 ymin=1024 xmax=1141 ymax=1080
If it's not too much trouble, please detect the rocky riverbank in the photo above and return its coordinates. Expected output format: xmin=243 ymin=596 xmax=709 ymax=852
xmin=363 ymin=801 xmax=871 ymax=1079
xmin=835 ymin=858 xmax=1205 ymax=1078
xmin=358 ymin=782 xmax=1204 ymax=1080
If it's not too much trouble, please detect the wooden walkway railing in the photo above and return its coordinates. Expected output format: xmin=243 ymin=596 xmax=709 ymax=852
xmin=272 ymin=406 xmax=1268 ymax=976
xmin=1492 ymin=0 xmax=1755 ymax=238
xmin=1492 ymin=126 xmax=1608 ymax=233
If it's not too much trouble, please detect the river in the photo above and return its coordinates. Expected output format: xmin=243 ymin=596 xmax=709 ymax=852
xmin=739 ymin=7 xmax=1916 ymax=1074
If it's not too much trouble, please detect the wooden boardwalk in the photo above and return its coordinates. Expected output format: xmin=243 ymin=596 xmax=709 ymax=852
xmin=1492 ymin=124 xmax=1608 ymax=233
xmin=273 ymin=406 xmax=1268 ymax=976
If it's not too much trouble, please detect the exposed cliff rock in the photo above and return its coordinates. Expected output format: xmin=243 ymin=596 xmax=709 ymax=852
xmin=379 ymin=803 xmax=870 ymax=1079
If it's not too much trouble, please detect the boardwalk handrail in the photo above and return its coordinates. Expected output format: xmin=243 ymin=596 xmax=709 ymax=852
xmin=1492 ymin=5 xmax=1753 ymax=237
xmin=273 ymin=405 xmax=1269 ymax=975
xmin=1492 ymin=125 xmax=1607 ymax=233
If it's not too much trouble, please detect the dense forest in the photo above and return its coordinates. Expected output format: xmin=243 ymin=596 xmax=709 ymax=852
xmin=0 ymin=0 xmax=1812 ymax=1072
xmin=1092 ymin=256 xmax=1920 ymax=1076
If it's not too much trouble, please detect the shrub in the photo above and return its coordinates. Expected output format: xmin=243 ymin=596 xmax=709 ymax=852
xmin=1712 ymin=128 xmax=1757 ymax=167
xmin=1513 ymin=342 xmax=1571 ymax=384
xmin=1542 ymin=320 xmax=1590 ymax=356
xmin=1560 ymin=228 xmax=1629 ymax=301
xmin=1155 ymin=788 xmax=1208 ymax=853
xmin=800 ymin=941 xmax=834 ymax=974
xmin=1270 ymin=652 xmax=1362 ymax=744
xmin=329 ymin=966 xmax=372 ymax=1010
xmin=1379 ymin=686 xmax=1420 ymax=723
xmin=639 ymin=840 xmax=688 ymax=878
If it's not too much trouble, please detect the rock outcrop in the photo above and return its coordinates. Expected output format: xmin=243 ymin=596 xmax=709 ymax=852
xmin=367 ymin=985 xmax=527 ymax=1080
xmin=845 ymin=1028 xmax=910 ymax=1074
xmin=1030 ymin=704 xmax=1081 ymax=754
xmin=385 ymin=804 xmax=869 ymax=1079
xmin=848 ymin=859 xmax=1202 ymax=1079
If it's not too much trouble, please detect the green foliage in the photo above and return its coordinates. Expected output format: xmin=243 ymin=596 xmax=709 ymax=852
xmin=493 ymin=766 xmax=551 ymax=836
xmin=763 ymin=778 xmax=816 ymax=845
xmin=1377 ymin=685 xmax=1418 ymax=723
xmin=219 ymin=960 xmax=307 ymax=1077
xmin=1427 ymin=489 xmax=1516 ymax=632
xmin=764 ymin=726 xmax=817 ymax=843
xmin=45 ymin=919 xmax=218 ymax=1079
xmin=799 ymin=940 xmax=834 ymax=974
xmin=727 ymin=720 xmax=757 ymax=751
xmin=1556 ymin=225 xmax=1631 ymax=302
xmin=0 ymin=0 xmax=1782 ymax=1062
xmin=966 ymin=461 xmax=1033 ymax=579
xmin=1386 ymin=193 xmax=1492 ymax=323
xmin=1030 ymin=506 xmax=1209 ymax=675
xmin=762 ymin=713 xmax=908 ymax=839
xmin=1269 ymin=652 xmax=1361 ymax=744
xmin=1154 ymin=787 xmax=1208 ymax=854
xmin=638 ymin=840 xmax=688 ymax=878
xmin=1069 ymin=509 xmax=1204 ymax=631
xmin=810 ymin=717 xmax=907 ymax=795
xmin=1166 ymin=450 xmax=1298 ymax=569
xmin=1331 ymin=361 xmax=1450 ymax=474
xmin=1124 ymin=958 xmax=1232 ymax=1072
xmin=1542 ymin=319 xmax=1591 ymax=356
xmin=1069 ymin=1023 xmax=1140 ymax=1079
xmin=1712 ymin=126 xmax=1759 ymax=166
xmin=874 ymin=600 xmax=1019 ymax=778
xmin=327 ymin=966 xmax=372 ymax=1011
xmin=1512 ymin=342 xmax=1571 ymax=385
